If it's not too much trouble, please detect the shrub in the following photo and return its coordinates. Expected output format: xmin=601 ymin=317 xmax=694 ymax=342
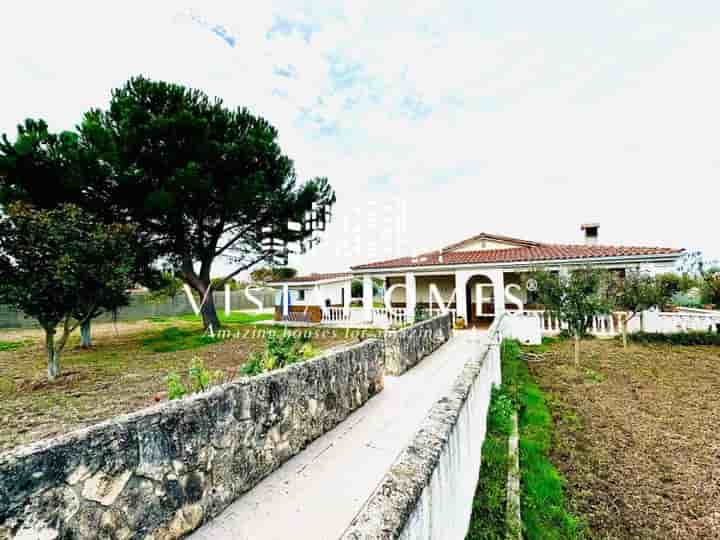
xmin=700 ymin=269 xmax=720 ymax=306
xmin=240 ymin=352 xmax=266 ymax=376
xmin=239 ymin=332 xmax=321 ymax=377
xmin=629 ymin=331 xmax=720 ymax=346
xmin=266 ymin=333 xmax=302 ymax=368
xmin=165 ymin=357 xmax=223 ymax=400
xmin=671 ymin=290 xmax=704 ymax=309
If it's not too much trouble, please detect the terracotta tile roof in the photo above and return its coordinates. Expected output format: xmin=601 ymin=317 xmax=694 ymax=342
xmin=268 ymin=272 xmax=353 ymax=284
xmin=351 ymin=244 xmax=683 ymax=271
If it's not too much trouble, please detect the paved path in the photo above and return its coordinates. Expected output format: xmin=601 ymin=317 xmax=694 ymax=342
xmin=189 ymin=332 xmax=488 ymax=540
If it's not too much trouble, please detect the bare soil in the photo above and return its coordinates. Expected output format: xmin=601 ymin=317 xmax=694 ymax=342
xmin=528 ymin=338 xmax=720 ymax=539
xmin=0 ymin=320 xmax=355 ymax=452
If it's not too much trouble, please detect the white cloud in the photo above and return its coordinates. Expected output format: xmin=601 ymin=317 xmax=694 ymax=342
xmin=1 ymin=0 xmax=719 ymax=278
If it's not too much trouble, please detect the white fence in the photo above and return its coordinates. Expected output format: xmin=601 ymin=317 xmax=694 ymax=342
xmin=320 ymin=306 xmax=410 ymax=327
xmin=646 ymin=310 xmax=720 ymax=334
xmin=507 ymin=308 xmax=720 ymax=339
xmin=320 ymin=307 xmax=455 ymax=327
xmin=321 ymin=306 xmax=720 ymax=335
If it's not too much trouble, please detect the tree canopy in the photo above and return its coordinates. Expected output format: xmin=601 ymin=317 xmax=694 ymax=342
xmin=611 ymin=270 xmax=674 ymax=347
xmin=0 ymin=204 xmax=139 ymax=380
xmin=250 ymin=267 xmax=298 ymax=283
xmin=0 ymin=118 xmax=165 ymax=346
xmin=79 ymin=76 xmax=335 ymax=328
xmin=530 ymin=268 xmax=613 ymax=364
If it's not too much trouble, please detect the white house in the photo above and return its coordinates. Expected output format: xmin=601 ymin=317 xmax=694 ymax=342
xmin=269 ymin=272 xmax=354 ymax=323
xmin=269 ymin=226 xmax=685 ymax=329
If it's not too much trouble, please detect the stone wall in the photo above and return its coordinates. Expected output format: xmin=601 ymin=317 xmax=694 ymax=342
xmin=384 ymin=313 xmax=452 ymax=376
xmin=341 ymin=335 xmax=501 ymax=540
xmin=0 ymin=339 xmax=384 ymax=540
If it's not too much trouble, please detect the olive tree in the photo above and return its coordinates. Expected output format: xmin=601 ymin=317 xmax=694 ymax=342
xmin=613 ymin=270 xmax=673 ymax=347
xmin=0 ymin=118 xmax=162 ymax=347
xmin=531 ymin=268 xmax=613 ymax=364
xmin=0 ymin=204 xmax=138 ymax=380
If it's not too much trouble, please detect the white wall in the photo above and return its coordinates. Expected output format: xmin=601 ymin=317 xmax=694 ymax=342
xmin=281 ymin=281 xmax=349 ymax=307
xmin=387 ymin=275 xmax=456 ymax=304
xmin=398 ymin=341 xmax=501 ymax=540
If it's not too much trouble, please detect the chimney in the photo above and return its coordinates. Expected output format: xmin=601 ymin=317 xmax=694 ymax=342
xmin=581 ymin=223 xmax=599 ymax=246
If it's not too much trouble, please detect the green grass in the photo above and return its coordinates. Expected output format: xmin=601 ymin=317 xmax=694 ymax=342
xmin=142 ymin=312 xmax=273 ymax=352
xmin=148 ymin=311 xmax=273 ymax=324
xmin=0 ymin=340 xmax=31 ymax=352
xmin=466 ymin=386 xmax=514 ymax=539
xmin=521 ymin=336 xmax=561 ymax=355
xmin=504 ymin=340 xmax=588 ymax=540
xmin=142 ymin=326 xmax=221 ymax=353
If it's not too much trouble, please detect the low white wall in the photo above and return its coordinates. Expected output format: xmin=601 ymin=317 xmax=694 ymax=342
xmin=399 ymin=342 xmax=500 ymax=540
xmin=501 ymin=314 xmax=542 ymax=345
xmin=341 ymin=334 xmax=501 ymax=540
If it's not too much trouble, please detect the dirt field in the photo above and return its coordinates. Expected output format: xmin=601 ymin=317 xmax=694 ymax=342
xmin=527 ymin=338 xmax=720 ymax=539
xmin=0 ymin=319 xmax=357 ymax=451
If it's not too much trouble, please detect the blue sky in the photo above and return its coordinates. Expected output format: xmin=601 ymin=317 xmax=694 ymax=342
xmin=2 ymin=1 xmax=719 ymax=276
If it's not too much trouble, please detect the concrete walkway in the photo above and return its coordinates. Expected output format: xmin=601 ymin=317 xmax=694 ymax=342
xmin=189 ymin=332 xmax=489 ymax=540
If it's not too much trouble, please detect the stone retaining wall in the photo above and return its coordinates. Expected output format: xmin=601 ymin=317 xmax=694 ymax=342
xmin=384 ymin=313 xmax=452 ymax=376
xmin=0 ymin=339 xmax=384 ymax=540
xmin=342 ymin=335 xmax=501 ymax=539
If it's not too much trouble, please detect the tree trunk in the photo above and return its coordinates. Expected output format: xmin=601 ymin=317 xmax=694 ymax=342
xmin=639 ymin=311 xmax=645 ymax=332
xmin=574 ymin=332 xmax=581 ymax=365
xmin=45 ymin=329 xmax=59 ymax=381
xmin=200 ymin=288 xmax=221 ymax=331
xmin=622 ymin=315 xmax=628 ymax=349
xmin=80 ymin=319 xmax=92 ymax=348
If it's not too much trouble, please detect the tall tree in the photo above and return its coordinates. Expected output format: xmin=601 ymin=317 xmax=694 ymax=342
xmin=0 ymin=204 xmax=138 ymax=380
xmin=0 ymin=119 xmax=163 ymax=345
xmin=80 ymin=76 xmax=335 ymax=329
xmin=531 ymin=268 xmax=613 ymax=364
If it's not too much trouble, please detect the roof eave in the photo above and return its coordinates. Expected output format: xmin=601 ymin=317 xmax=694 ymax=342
xmin=267 ymin=276 xmax=353 ymax=287
xmin=351 ymin=251 xmax=684 ymax=274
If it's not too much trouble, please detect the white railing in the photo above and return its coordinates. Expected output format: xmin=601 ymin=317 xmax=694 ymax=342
xmin=321 ymin=306 xmax=351 ymax=323
xmin=511 ymin=310 xmax=623 ymax=337
xmin=653 ymin=311 xmax=720 ymax=333
xmin=516 ymin=309 xmax=720 ymax=337
xmin=371 ymin=307 xmax=409 ymax=327
xmin=320 ymin=306 xmax=410 ymax=326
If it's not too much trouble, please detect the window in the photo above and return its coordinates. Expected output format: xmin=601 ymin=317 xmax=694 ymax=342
xmin=297 ymin=289 xmax=306 ymax=301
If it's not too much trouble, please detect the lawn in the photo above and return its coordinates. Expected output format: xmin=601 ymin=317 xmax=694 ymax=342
xmin=526 ymin=337 xmax=720 ymax=539
xmin=0 ymin=313 xmax=356 ymax=451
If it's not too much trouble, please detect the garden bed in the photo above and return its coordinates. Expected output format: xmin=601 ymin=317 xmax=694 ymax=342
xmin=526 ymin=338 xmax=720 ymax=539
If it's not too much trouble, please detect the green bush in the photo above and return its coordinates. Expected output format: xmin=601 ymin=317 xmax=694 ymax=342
xmin=701 ymin=269 xmax=720 ymax=306
xmin=239 ymin=332 xmax=321 ymax=377
xmin=670 ymin=291 xmax=704 ymax=309
xmin=166 ymin=357 xmax=223 ymax=400
xmin=629 ymin=331 xmax=720 ymax=346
